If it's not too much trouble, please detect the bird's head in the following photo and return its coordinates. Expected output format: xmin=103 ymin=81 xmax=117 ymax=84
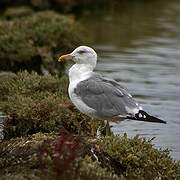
xmin=58 ymin=46 xmax=97 ymax=69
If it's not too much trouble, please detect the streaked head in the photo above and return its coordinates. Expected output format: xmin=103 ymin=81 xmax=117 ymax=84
xmin=58 ymin=46 xmax=97 ymax=69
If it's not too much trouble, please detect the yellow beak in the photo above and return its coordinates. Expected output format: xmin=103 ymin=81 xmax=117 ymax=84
xmin=58 ymin=54 xmax=73 ymax=62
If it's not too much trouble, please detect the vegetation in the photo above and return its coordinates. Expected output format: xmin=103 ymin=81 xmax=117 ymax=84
xmin=0 ymin=11 xmax=83 ymax=75
xmin=2 ymin=6 xmax=34 ymax=19
xmin=0 ymin=71 xmax=180 ymax=179
xmin=0 ymin=71 xmax=101 ymax=139
xmin=0 ymin=130 xmax=179 ymax=180
xmin=97 ymin=135 xmax=180 ymax=179
xmin=0 ymin=131 xmax=119 ymax=180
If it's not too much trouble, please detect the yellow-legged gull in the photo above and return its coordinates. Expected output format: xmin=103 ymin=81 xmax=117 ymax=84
xmin=58 ymin=46 xmax=166 ymax=134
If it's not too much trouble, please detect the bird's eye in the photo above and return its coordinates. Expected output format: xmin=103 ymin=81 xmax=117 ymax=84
xmin=78 ymin=50 xmax=86 ymax=54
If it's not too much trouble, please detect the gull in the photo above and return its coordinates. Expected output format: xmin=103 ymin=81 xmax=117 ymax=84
xmin=58 ymin=46 xmax=166 ymax=135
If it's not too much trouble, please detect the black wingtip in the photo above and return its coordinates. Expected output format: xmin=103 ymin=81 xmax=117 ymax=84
xmin=128 ymin=110 xmax=167 ymax=124
xmin=149 ymin=117 xmax=167 ymax=124
xmin=157 ymin=119 xmax=167 ymax=124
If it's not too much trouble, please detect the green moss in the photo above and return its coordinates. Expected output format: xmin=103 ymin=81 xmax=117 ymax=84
xmin=0 ymin=71 xmax=179 ymax=180
xmin=0 ymin=11 xmax=83 ymax=75
xmin=0 ymin=133 xmax=56 ymax=179
xmin=0 ymin=71 xmax=68 ymax=101
xmin=0 ymin=71 xmax=100 ymax=139
xmin=0 ymin=132 xmax=119 ymax=180
xmin=3 ymin=6 xmax=34 ymax=19
xmin=0 ymin=132 xmax=179 ymax=180
xmin=79 ymin=158 xmax=120 ymax=180
xmin=97 ymin=135 xmax=180 ymax=179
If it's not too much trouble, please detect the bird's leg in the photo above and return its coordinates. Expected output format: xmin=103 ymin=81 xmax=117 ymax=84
xmin=105 ymin=120 xmax=112 ymax=136
xmin=96 ymin=120 xmax=112 ymax=137
xmin=77 ymin=118 xmax=86 ymax=135
xmin=77 ymin=122 xmax=81 ymax=135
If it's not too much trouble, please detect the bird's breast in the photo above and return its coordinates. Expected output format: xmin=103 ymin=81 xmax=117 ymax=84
xmin=68 ymin=81 xmax=96 ymax=117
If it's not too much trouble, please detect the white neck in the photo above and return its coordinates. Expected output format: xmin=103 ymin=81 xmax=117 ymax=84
xmin=68 ymin=64 xmax=93 ymax=83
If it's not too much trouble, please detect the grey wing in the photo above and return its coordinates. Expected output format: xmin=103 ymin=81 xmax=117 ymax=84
xmin=74 ymin=75 xmax=140 ymax=118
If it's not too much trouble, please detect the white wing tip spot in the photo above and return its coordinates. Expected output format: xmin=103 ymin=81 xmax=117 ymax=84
xmin=139 ymin=113 xmax=143 ymax=118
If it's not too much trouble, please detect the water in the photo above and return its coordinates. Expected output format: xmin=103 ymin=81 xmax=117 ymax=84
xmin=79 ymin=0 xmax=180 ymax=160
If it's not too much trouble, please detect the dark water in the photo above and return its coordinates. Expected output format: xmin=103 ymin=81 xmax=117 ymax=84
xmin=80 ymin=0 xmax=180 ymax=160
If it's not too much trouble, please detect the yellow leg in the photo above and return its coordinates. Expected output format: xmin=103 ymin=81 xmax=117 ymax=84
xmin=96 ymin=120 xmax=112 ymax=137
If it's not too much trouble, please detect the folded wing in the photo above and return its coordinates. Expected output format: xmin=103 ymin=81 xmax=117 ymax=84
xmin=74 ymin=74 xmax=141 ymax=118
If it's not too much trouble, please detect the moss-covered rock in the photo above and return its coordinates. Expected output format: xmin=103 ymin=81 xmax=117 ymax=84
xmin=0 ymin=11 xmax=83 ymax=75
xmin=0 ymin=71 xmax=101 ymax=139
